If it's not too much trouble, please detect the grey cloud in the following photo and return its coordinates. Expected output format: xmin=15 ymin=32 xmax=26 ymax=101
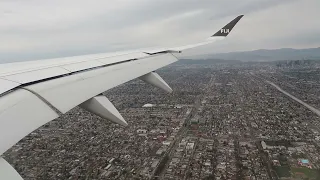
xmin=0 ymin=0 xmax=319 ymax=63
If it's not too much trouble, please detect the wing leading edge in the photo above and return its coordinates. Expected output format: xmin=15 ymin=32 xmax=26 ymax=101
xmin=0 ymin=15 xmax=243 ymax=179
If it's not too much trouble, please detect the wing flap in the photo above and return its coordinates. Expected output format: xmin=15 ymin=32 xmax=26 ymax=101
xmin=25 ymin=54 xmax=178 ymax=113
xmin=0 ymin=54 xmax=177 ymax=155
xmin=0 ymin=89 xmax=59 ymax=155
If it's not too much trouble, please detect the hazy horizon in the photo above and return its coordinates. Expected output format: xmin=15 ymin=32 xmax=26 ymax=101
xmin=0 ymin=0 xmax=320 ymax=63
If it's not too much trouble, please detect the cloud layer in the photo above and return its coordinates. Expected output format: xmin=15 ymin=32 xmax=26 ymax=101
xmin=0 ymin=0 xmax=319 ymax=63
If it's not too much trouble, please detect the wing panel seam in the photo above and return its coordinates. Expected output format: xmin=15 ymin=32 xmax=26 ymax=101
xmin=21 ymin=87 xmax=63 ymax=116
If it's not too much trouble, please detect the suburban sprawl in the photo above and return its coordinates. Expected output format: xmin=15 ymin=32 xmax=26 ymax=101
xmin=4 ymin=59 xmax=320 ymax=180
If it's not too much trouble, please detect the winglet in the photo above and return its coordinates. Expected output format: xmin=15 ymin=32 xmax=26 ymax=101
xmin=212 ymin=15 xmax=244 ymax=37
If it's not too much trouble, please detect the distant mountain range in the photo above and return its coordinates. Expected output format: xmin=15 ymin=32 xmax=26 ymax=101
xmin=189 ymin=47 xmax=320 ymax=62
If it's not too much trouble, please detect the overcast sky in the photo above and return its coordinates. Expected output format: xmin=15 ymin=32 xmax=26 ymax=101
xmin=0 ymin=0 xmax=319 ymax=63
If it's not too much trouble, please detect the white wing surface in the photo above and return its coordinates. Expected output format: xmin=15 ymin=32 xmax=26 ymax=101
xmin=0 ymin=15 xmax=243 ymax=179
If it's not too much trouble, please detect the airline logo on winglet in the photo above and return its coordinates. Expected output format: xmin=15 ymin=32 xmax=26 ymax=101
xmin=212 ymin=15 xmax=244 ymax=37
xmin=220 ymin=29 xmax=230 ymax=34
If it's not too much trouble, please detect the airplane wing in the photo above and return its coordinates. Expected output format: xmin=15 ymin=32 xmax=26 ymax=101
xmin=0 ymin=15 xmax=243 ymax=179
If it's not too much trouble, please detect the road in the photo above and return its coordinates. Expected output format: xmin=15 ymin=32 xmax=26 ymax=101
xmin=266 ymin=80 xmax=320 ymax=117
xmin=251 ymin=72 xmax=320 ymax=118
xmin=151 ymin=96 xmax=199 ymax=180
xmin=151 ymin=75 xmax=212 ymax=180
